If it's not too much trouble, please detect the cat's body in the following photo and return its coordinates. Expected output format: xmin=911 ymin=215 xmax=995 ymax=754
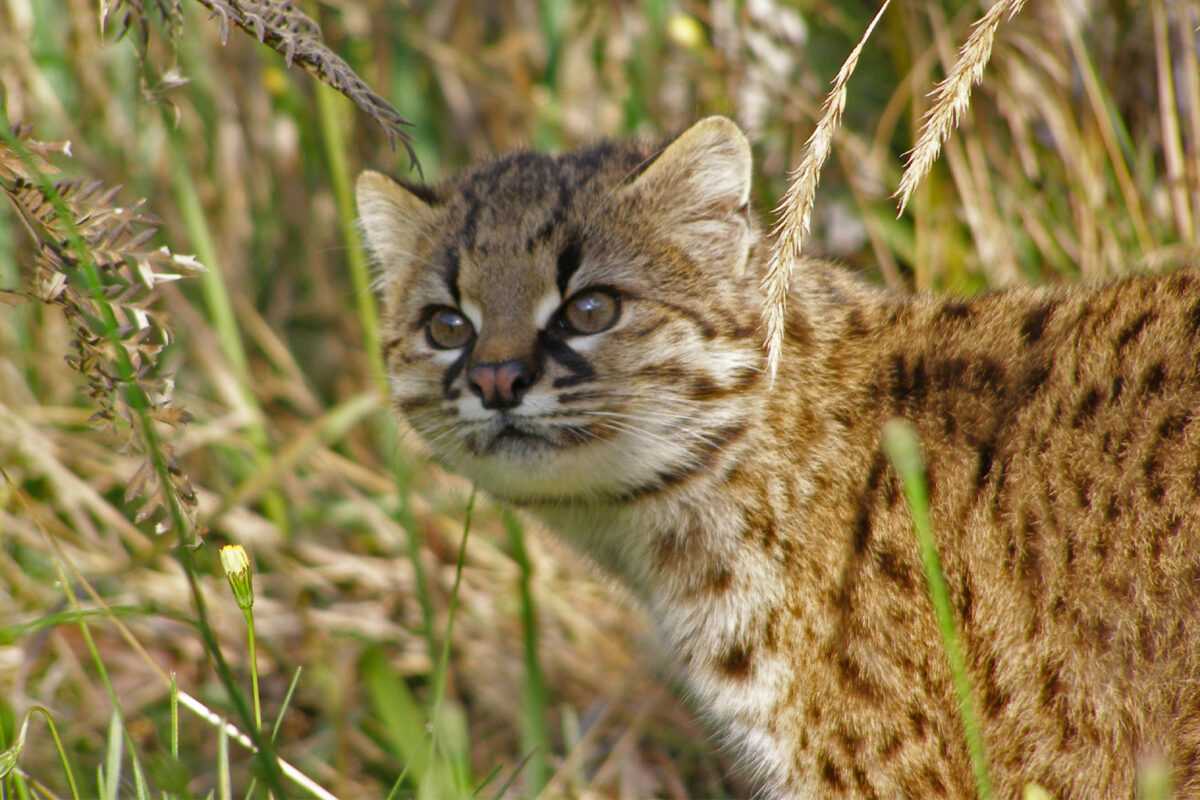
xmin=356 ymin=118 xmax=1200 ymax=798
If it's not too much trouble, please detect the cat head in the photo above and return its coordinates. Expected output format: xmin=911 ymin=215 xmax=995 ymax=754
xmin=356 ymin=117 xmax=765 ymax=504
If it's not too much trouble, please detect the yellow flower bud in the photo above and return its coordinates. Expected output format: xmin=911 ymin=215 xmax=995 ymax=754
xmin=219 ymin=544 xmax=254 ymax=611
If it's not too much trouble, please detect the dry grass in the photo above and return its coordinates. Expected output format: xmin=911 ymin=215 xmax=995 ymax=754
xmin=894 ymin=0 xmax=1028 ymax=215
xmin=761 ymin=0 xmax=891 ymax=382
xmin=2 ymin=0 xmax=1199 ymax=798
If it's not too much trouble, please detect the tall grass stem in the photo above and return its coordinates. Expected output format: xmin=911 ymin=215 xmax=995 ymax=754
xmin=882 ymin=420 xmax=992 ymax=800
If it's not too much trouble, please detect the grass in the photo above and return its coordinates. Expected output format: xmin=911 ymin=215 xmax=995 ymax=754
xmin=1 ymin=0 xmax=1198 ymax=798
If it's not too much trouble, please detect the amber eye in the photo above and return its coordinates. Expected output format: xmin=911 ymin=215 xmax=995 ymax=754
xmin=425 ymin=308 xmax=474 ymax=349
xmin=560 ymin=289 xmax=620 ymax=335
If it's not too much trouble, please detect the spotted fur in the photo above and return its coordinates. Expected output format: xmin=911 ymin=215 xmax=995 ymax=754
xmin=358 ymin=117 xmax=1200 ymax=799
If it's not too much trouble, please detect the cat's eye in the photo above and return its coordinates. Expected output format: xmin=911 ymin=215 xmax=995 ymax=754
xmin=425 ymin=307 xmax=475 ymax=349
xmin=560 ymin=289 xmax=620 ymax=335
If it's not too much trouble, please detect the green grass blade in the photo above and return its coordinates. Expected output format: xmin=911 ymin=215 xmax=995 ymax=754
xmin=163 ymin=124 xmax=290 ymax=536
xmin=882 ymin=420 xmax=992 ymax=800
xmin=0 ymin=707 xmax=81 ymax=800
xmin=103 ymin=710 xmax=124 ymax=800
xmin=363 ymin=647 xmax=429 ymax=785
xmin=503 ymin=510 xmax=548 ymax=795
xmin=271 ymin=667 xmax=304 ymax=743
xmin=217 ymin=723 xmax=230 ymax=800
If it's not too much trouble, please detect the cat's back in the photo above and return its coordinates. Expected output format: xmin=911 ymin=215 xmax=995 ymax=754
xmin=776 ymin=266 xmax=1200 ymax=798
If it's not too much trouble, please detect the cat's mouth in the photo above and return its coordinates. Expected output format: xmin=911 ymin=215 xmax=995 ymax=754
xmin=477 ymin=418 xmax=556 ymax=455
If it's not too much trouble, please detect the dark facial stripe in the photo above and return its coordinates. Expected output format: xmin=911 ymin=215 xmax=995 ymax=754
xmin=442 ymin=348 xmax=468 ymax=400
xmin=540 ymin=333 xmax=596 ymax=388
xmin=442 ymin=247 xmax=462 ymax=305
xmin=556 ymin=237 xmax=583 ymax=296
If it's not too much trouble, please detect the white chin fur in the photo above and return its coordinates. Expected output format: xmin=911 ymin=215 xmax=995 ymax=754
xmin=439 ymin=428 xmax=690 ymax=503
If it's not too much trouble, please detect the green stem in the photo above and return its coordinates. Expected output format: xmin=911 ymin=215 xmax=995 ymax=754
xmin=0 ymin=114 xmax=288 ymax=798
xmin=882 ymin=420 xmax=992 ymax=800
xmin=314 ymin=82 xmax=385 ymax=392
xmin=245 ymin=611 xmax=263 ymax=732
xmin=163 ymin=124 xmax=291 ymax=536
xmin=424 ymin=489 xmax=476 ymax=792
xmin=503 ymin=510 xmax=548 ymax=794
xmin=311 ymin=80 xmax=433 ymax=663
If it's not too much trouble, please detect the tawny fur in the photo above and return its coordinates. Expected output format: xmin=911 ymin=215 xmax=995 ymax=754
xmin=357 ymin=117 xmax=1200 ymax=799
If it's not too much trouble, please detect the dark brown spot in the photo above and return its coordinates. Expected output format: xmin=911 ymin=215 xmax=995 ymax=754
xmin=1075 ymin=474 xmax=1093 ymax=509
xmin=980 ymin=652 xmax=1009 ymax=719
xmin=837 ymin=727 xmax=863 ymax=757
xmin=878 ymin=732 xmax=902 ymax=759
xmin=1021 ymin=363 xmax=1052 ymax=399
xmin=1018 ymin=513 xmax=1043 ymax=587
xmin=786 ymin=312 xmax=814 ymax=344
xmin=1071 ymin=387 xmax=1101 ymax=428
xmin=939 ymin=301 xmax=972 ymax=321
xmin=820 ymin=756 xmax=846 ymax=792
xmin=688 ymin=374 xmax=721 ymax=401
xmin=845 ymin=309 xmax=868 ymax=336
xmin=852 ymin=766 xmax=876 ymax=798
xmin=931 ymin=357 xmax=967 ymax=388
xmin=1041 ymin=662 xmax=1064 ymax=708
xmin=1021 ymin=302 xmax=1056 ymax=344
xmin=717 ymin=642 xmax=754 ymax=680
xmin=876 ymin=548 xmax=915 ymax=591
xmin=972 ymin=358 xmax=1006 ymax=394
xmin=1187 ymin=298 xmax=1200 ymax=337
xmin=908 ymin=708 xmax=928 ymax=739
xmin=1158 ymin=413 xmax=1190 ymax=441
xmin=975 ymin=440 xmax=996 ymax=490
xmin=1116 ymin=310 xmax=1155 ymax=350
xmin=923 ymin=766 xmax=948 ymax=797
xmin=1110 ymin=375 xmax=1125 ymax=402
xmin=1141 ymin=362 xmax=1167 ymax=396
xmin=703 ymin=566 xmax=734 ymax=595
xmin=837 ymin=654 xmax=881 ymax=701
xmin=959 ymin=576 xmax=975 ymax=625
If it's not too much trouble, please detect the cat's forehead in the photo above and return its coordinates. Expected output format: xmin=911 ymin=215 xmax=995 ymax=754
xmin=428 ymin=142 xmax=653 ymax=307
xmin=437 ymin=143 xmax=651 ymax=253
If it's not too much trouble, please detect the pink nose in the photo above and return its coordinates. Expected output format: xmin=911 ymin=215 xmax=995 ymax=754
xmin=467 ymin=360 xmax=536 ymax=409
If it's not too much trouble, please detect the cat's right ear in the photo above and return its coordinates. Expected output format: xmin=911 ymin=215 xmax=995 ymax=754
xmin=355 ymin=171 xmax=439 ymax=285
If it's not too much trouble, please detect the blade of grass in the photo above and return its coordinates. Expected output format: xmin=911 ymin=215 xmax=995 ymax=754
xmin=0 ymin=117 xmax=289 ymax=796
xmin=0 ymin=707 xmax=81 ymax=800
xmin=314 ymin=83 xmax=384 ymax=393
xmin=425 ymin=489 xmax=476 ymax=789
xmin=882 ymin=420 xmax=992 ymax=800
xmin=363 ymin=647 xmax=430 ymax=787
xmin=163 ymin=125 xmax=291 ymax=537
xmin=312 ymin=77 xmax=432 ymax=666
xmin=1058 ymin=0 xmax=1153 ymax=255
xmin=103 ymin=710 xmax=122 ymax=800
xmin=1151 ymin=0 xmax=1194 ymax=242
xmin=217 ymin=722 xmax=231 ymax=800
xmin=502 ymin=509 xmax=548 ymax=795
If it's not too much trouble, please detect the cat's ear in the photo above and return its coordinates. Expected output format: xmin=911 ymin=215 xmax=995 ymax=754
xmin=355 ymin=171 xmax=439 ymax=284
xmin=622 ymin=117 xmax=753 ymax=272
xmin=623 ymin=116 xmax=752 ymax=216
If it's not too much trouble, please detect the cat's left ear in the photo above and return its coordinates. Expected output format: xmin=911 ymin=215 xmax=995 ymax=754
xmin=355 ymin=171 xmax=440 ymax=290
xmin=622 ymin=116 xmax=753 ymax=269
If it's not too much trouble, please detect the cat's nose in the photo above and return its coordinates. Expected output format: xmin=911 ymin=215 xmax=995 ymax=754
xmin=467 ymin=359 xmax=538 ymax=410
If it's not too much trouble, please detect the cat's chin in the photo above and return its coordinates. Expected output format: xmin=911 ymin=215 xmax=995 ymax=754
xmin=434 ymin=437 xmax=642 ymax=505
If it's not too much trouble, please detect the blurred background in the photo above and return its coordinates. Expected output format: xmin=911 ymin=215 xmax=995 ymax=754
xmin=1 ymin=0 xmax=1198 ymax=797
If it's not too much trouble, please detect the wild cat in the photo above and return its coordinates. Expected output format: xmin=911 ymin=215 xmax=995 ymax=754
xmin=356 ymin=117 xmax=1200 ymax=798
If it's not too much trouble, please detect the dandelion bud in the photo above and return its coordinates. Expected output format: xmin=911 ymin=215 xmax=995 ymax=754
xmin=219 ymin=544 xmax=254 ymax=611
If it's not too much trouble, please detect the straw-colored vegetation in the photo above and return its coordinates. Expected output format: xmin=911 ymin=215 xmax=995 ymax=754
xmin=1 ymin=0 xmax=1198 ymax=798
